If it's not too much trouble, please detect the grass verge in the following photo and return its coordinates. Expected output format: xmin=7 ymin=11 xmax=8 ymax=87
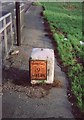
xmin=41 ymin=2 xmax=84 ymax=114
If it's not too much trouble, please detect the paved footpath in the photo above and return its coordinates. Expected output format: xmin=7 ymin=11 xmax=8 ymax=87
xmin=2 ymin=5 xmax=75 ymax=119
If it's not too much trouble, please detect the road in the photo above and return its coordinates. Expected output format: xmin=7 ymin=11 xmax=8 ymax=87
xmin=0 ymin=2 xmax=30 ymax=17
xmin=0 ymin=1 xmax=32 ymax=18
xmin=0 ymin=2 xmax=15 ymax=17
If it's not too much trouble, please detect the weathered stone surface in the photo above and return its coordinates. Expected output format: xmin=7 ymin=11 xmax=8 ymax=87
xmin=30 ymin=48 xmax=54 ymax=84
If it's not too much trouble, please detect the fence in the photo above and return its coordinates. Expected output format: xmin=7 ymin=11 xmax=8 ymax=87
xmin=0 ymin=4 xmax=25 ymax=59
xmin=20 ymin=4 xmax=25 ymax=31
xmin=14 ymin=4 xmax=25 ymax=44
xmin=0 ymin=13 xmax=13 ymax=59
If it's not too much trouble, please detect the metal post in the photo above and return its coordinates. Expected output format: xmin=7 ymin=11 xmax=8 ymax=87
xmin=4 ymin=18 xmax=8 ymax=53
xmin=15 ymin=2 xmax=21 ymax=46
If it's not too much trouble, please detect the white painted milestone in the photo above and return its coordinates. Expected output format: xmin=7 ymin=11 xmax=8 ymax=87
xmin=29 ymin=48 xmax=54 ymax=84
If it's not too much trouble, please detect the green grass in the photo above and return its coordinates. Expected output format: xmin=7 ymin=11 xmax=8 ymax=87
xmin=43 ymin=2 xmax=82 ymax=39
xmin=41 ymin=2 xmax=84 ymax=111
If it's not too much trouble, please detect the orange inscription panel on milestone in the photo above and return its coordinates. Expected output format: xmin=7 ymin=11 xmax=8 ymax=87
xmin=30 ymin=60 xmax=47 ymax=80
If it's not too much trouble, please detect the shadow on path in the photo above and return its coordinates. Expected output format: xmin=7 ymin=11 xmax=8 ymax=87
xmin=2 ymin=67 xmax=30 ymax=86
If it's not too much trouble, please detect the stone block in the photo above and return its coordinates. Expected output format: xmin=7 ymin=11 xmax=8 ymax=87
xmin=29 ymin=48 xmax=54 ymax=84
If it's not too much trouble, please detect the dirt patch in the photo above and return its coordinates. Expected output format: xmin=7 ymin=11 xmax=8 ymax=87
xmin=3 ymin=81 xmax=49 ymax=98
xmin=67 ymin=81 xmax=84 ymax=119
xmin=76 ymin=56 xmax=84 ymax=67
xmin=3 ymin=80 xmax=62 ymax=98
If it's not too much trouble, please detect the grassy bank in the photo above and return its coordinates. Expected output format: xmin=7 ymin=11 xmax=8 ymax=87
xmin=41 ymin=2 xmax=84 ymax=111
